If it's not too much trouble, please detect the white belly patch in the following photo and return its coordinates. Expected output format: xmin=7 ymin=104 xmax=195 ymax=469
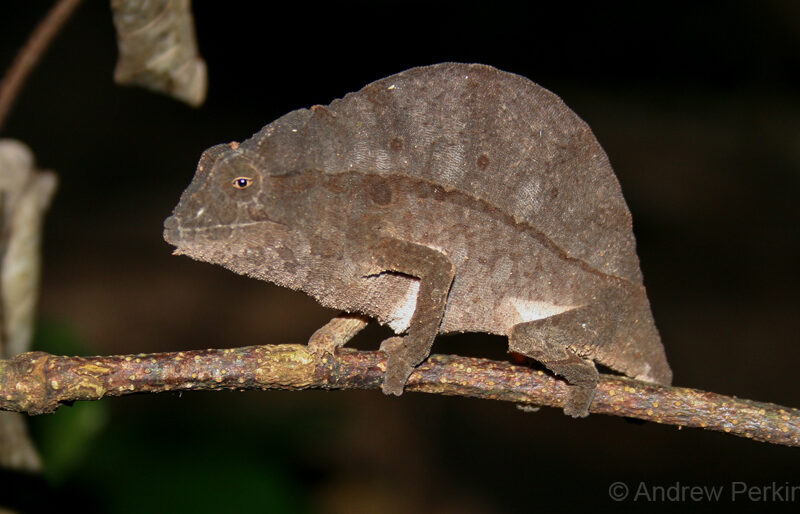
xmin=387 ymin=279 xmax=420 ymax=332
xmin=510 ymin=297 xmax=575 ymax=323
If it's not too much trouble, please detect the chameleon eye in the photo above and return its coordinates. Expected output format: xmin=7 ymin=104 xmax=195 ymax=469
xmin=232 ymin=177 xmax=253 ymax=189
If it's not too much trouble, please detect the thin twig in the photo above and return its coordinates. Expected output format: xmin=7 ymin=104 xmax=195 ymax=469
xmin=0 ymin=345 xmax=797 ymax=447
xmin=0 ymin=0 xmax=83 ymax=132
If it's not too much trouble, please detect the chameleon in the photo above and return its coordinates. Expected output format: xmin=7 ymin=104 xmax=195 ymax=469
xmin=163 ymin=63 xmax=672 ymax=417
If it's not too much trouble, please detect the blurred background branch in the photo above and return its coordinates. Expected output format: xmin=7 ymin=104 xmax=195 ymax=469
xmin=0 ymin=0 xmax=82 ymax=132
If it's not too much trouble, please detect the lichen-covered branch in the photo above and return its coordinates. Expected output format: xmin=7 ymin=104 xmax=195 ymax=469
xmin=0 ymin=345 xmax=797 ymax=447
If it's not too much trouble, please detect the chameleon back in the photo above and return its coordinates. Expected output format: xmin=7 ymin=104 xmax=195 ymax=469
xmin=242 ymin=62 xmax=642 ymax=283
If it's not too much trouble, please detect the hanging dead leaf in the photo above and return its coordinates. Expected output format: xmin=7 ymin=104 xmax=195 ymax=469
xmin=0 ymin=139 xmax=56 ymax=472
xmin=111 ymin=0 xmax=207 ymax=107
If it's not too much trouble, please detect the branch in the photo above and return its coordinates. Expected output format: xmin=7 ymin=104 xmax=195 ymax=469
xmin=0 ymin=345 xmax=797 ymax=447
xmin=0 ymin=0 xmax=83 ymax=132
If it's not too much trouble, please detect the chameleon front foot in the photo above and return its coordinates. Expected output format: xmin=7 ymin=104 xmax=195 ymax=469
xmin=369 ymin=238 xmax=454 ymax=396
xmin=379 ymin=336 xmax=417 ymax=396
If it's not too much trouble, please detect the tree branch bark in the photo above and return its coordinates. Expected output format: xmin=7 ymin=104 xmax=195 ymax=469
xmin=0 ymin=344 xmax=797 ymax=447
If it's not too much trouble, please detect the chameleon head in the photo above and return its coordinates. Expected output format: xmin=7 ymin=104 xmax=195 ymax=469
xmin=163 ymin=142 xmax=286 ymax=264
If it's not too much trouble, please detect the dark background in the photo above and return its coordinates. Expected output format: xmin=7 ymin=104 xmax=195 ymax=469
xmin=1 ymin=1 xmax=799 ymax=512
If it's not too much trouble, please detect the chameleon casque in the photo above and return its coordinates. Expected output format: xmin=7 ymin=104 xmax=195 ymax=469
xmin=163 ymin=63 xmax=672 ymax=417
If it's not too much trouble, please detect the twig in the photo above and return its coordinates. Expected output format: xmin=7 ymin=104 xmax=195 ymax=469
xmin=0 ymin=345 xmax=797 ymax=447
xmin=0 ymin=0 xmax=83 ymax=132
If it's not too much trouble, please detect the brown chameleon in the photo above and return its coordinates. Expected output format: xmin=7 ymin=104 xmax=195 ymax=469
xmin=163 ymin=63 xmax=672 ymax=416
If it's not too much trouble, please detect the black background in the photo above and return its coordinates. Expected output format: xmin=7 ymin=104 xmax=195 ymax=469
xmin=1 ymin=1 xmax=799 ymax=512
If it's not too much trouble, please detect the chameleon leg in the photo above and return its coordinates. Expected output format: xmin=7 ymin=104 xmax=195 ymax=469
xmin=370 ymin=238 xmax=455 ymax=396
xmin=508 ymin=308 xmax=603 ymax=417
xmin=307 ymin=313 xmax=369 ymax=355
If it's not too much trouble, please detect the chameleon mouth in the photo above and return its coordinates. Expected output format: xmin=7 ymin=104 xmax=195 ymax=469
xmin=162 ymin=215 xmax=183 ymax=247
xmin=163 ymin=215 xmax=288 ymax=248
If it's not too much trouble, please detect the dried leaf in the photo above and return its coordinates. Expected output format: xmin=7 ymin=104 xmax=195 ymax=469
xmin=0 ymin=139 xmax=57 ymax=472
xmin=111 ymin=0 xmax=207 ymax=107
xmin=0 ymin=140 xmax=57 ymax=358
xmin=0 ymin=413 xmax=41 ymax=471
